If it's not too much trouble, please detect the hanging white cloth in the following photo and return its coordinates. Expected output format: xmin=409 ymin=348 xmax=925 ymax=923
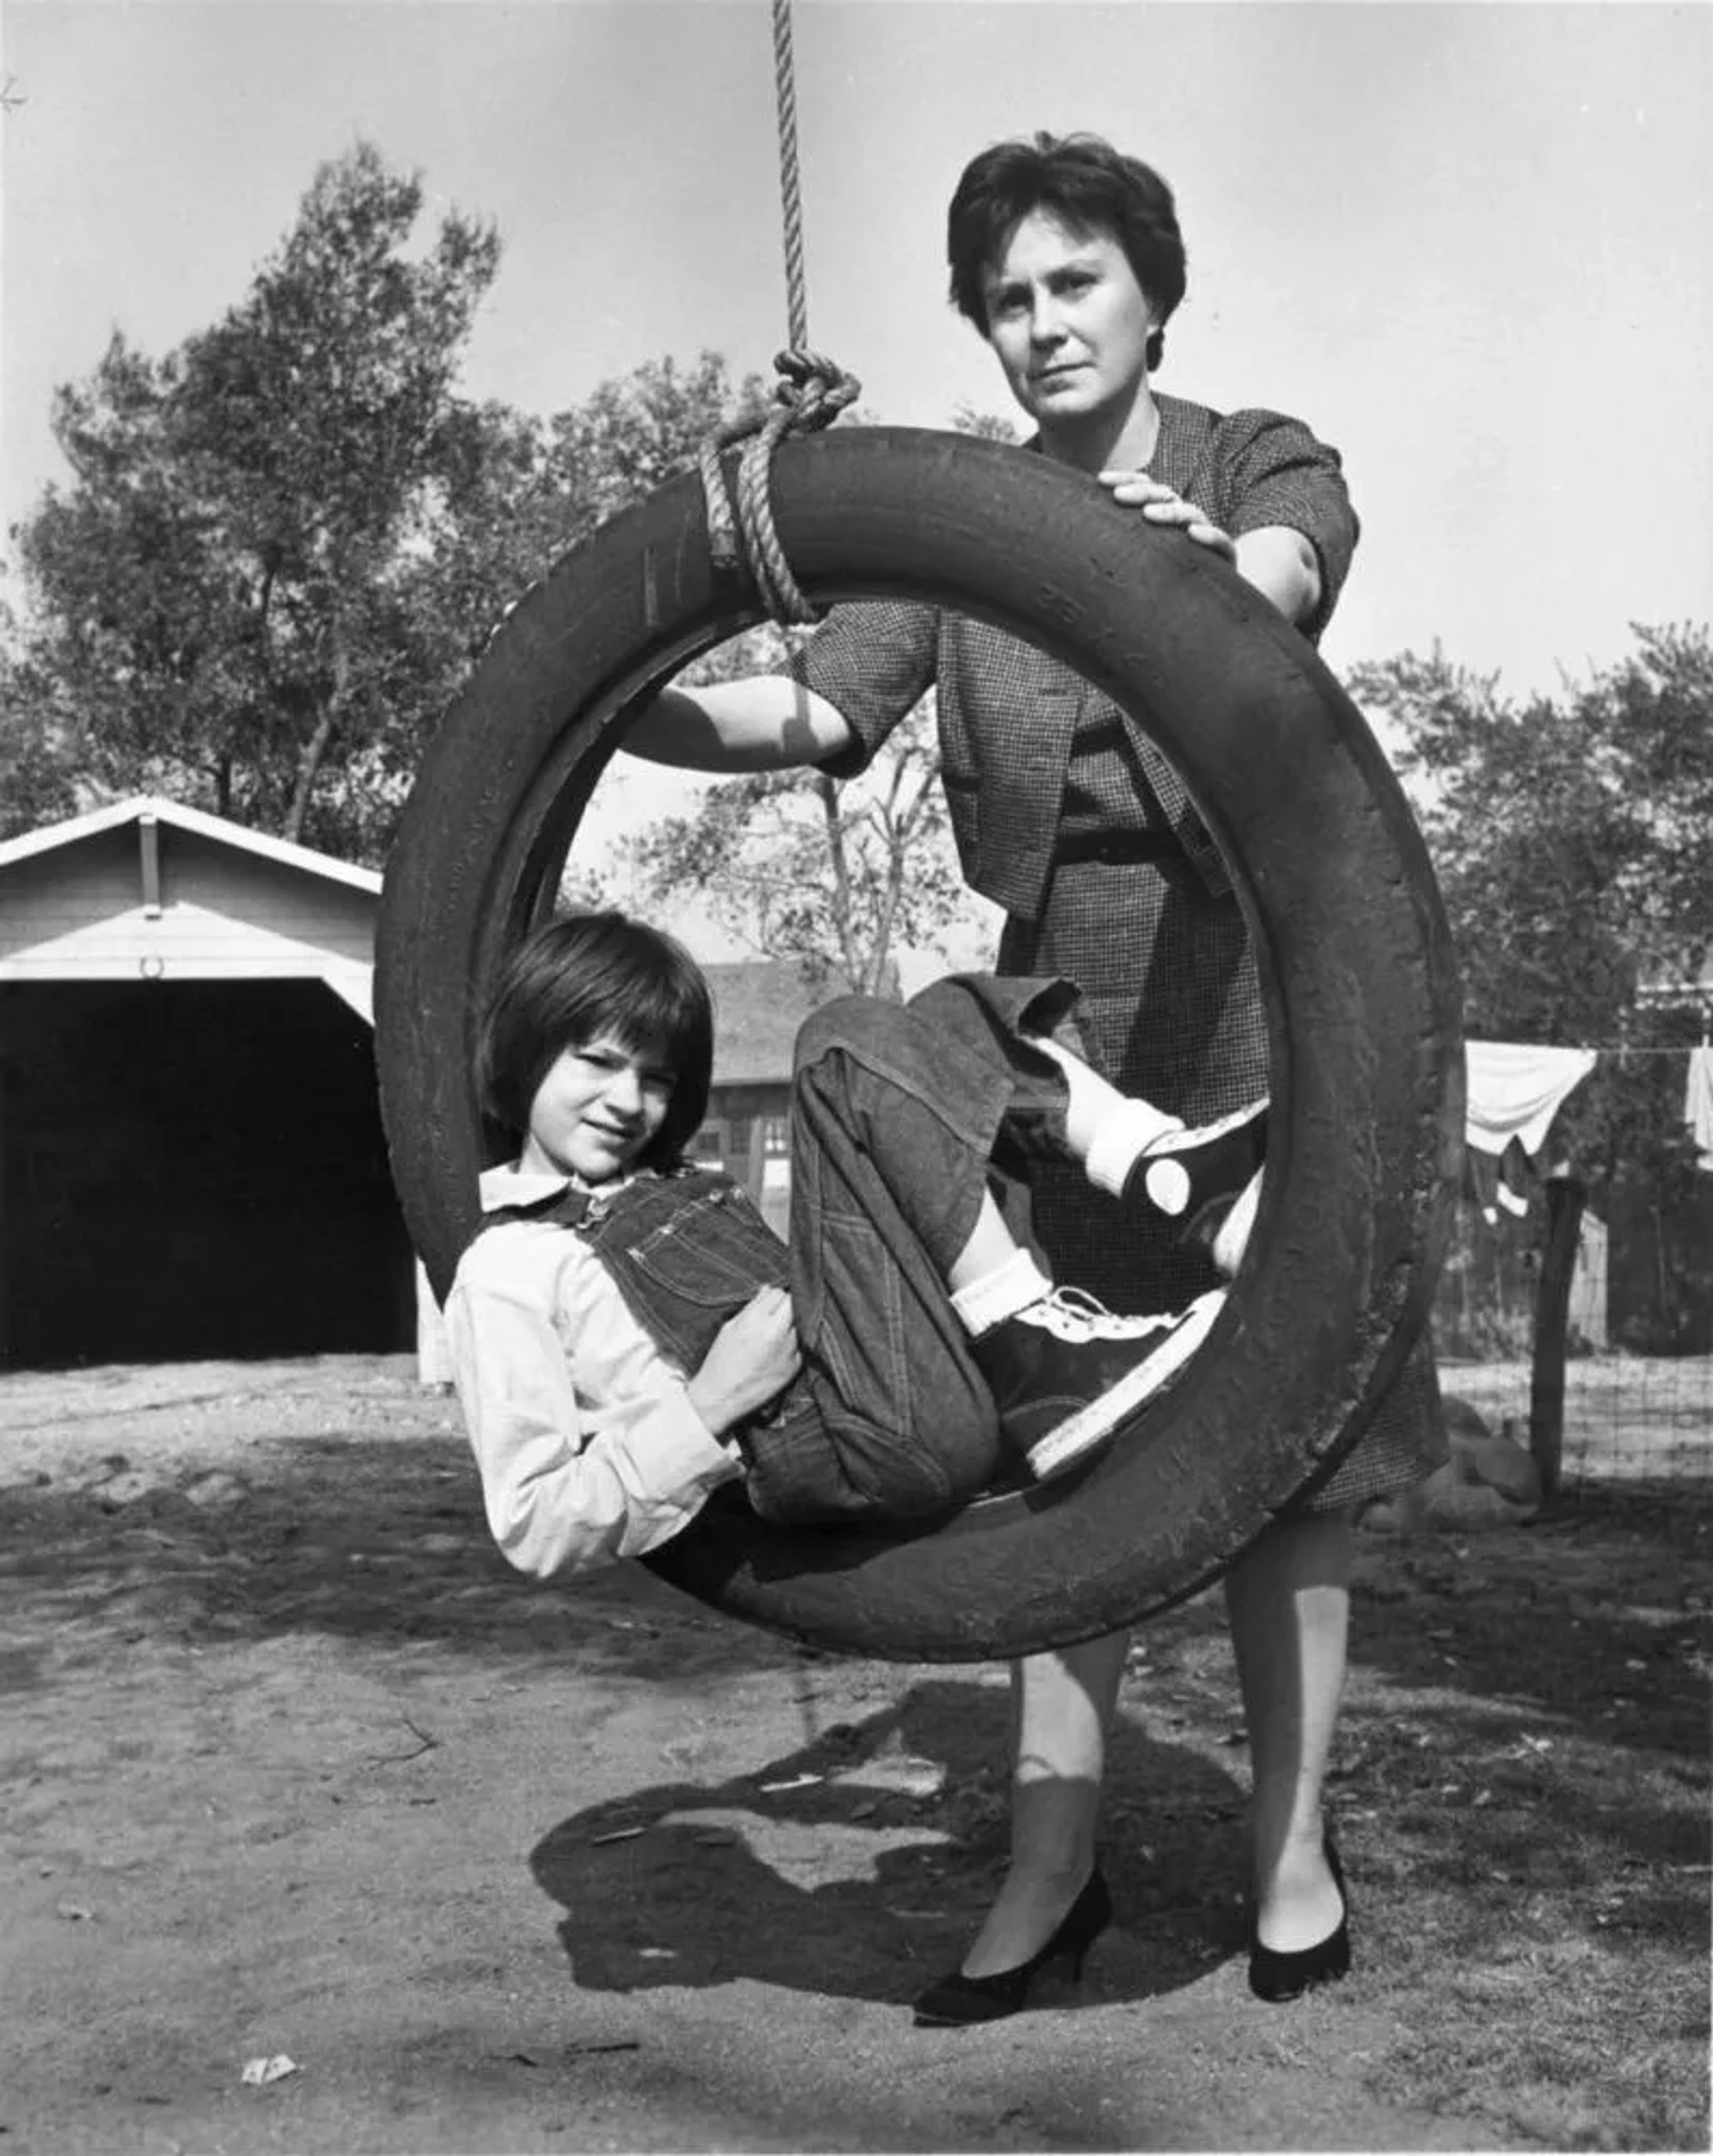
xmin=1684 ymin=1046 xmax=1713 ymax=1171
xmin=1463 ymin=1043 xmax=1598 ymax=1225
xmin=1465 ymin=1042 xmax=1598 ymax=1159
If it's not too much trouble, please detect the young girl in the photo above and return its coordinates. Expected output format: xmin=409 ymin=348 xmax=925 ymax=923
xmin=444 ymin=913 xmax=1262 ymax=1578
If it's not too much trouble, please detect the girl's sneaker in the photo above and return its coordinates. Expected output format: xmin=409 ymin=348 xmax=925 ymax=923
xmin=972 ymin=1288 xmax=1227 ymax=1482
xmin=1125 ymin=1097 xmax=1268 ymax=1221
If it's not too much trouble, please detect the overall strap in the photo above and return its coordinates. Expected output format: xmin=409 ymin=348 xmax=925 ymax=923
xmin=479 ymin=1165 xmax=725 ymax=1240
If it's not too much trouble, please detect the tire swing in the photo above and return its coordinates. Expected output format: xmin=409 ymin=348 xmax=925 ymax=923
xmin=376 ymin=423 xmax=1465 ymax=1665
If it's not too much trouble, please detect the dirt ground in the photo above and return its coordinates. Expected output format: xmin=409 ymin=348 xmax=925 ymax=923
xmin=0 ymin=1355 xmax=1697 ymax=2154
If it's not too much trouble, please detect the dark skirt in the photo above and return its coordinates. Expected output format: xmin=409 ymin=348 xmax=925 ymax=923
xmin=998 ymin=857 xmax=1444 ymax=1513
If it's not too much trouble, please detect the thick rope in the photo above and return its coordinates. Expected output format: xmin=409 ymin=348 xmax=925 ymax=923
xmin=696 ymin=0 xmax=860 ymax=626
xmin=698 ymin=351 xmax=859 ymax=622
xmin=772 ymin=0 xmax=809 ymax=352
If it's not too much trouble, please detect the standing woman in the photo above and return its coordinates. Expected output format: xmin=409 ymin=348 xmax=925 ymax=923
xmin=624 ymin=131 xmax=1444 ymax=2016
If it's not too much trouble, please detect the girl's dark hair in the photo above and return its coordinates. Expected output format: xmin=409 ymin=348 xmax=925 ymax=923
xmin=947 ymin=131 xmax=1187 ymax=371
xmin=476 ymin=912 xmax=715 ymax=1172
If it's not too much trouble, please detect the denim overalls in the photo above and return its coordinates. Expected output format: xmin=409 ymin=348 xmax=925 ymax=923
xmin=493 ymin=974 xmax=1085 ymax=1525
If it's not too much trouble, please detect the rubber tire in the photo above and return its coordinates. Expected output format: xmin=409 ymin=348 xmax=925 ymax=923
xmin=376 ymin=427 xmax=1463 ymax=1663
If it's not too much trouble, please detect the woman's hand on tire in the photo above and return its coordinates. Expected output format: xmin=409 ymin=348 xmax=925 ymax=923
xmin=1098 ymin=469 xmax=1237 ymax=562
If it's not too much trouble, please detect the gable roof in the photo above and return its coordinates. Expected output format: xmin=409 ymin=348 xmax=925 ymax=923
xmin=706 ymin=959 xmax=842 ymax=1086
xmin=0 ymin=795 xmax=382 ymax=896
xmin=0 ymin=801 xmax=907 ymax=1067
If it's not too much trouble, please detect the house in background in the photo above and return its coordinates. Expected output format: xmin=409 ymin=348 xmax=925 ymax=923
xmin=14 ymin=794 xmax=1688 ymax=1374
xmin=0 ymin=798 xmax=832 ymax=1370
xmin=0 ymin=798 xmax=410 ymax=1366
xmin=690 ymin=960 xmax=838 ymax=1237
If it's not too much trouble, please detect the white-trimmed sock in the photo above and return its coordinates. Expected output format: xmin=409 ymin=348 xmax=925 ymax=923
xmin=950 ymin=1248 xmax=1055 ymax=1339
xmin=1084 ymin=1099 xmax=1184 ymax=1199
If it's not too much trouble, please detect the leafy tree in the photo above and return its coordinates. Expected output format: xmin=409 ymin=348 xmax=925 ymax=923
xmin=1353 ymin=623 xmax=1713 ymax=1347
xmin=546 ymin=352 xmax=769 ymax=530
xmin=2 ymin=186 xmax=790 ymax=856
xmin=0 ymin=113 xmax=1011 ymax=974
xmin=1353 ymin=623 xmax=1711 ymax=1041
xmin=3 ymin=144 xmax=525 ymax=858
xmin=0 ymin=625 xmax=80 ymax=837
xmin=948 ymin=402 xmax=1021 ymax=444
xmin=428 ymin=350 xmax=771 ymax=673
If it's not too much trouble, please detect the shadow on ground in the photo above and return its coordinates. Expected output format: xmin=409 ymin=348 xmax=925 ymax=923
xmin=533 ymin=1675 xmax=1252 ymax=2010
xmin=0 ymin=1426 xmax=793 ymax=1687
xmin=4 ymin=1381 xmax=1706 ymax=1898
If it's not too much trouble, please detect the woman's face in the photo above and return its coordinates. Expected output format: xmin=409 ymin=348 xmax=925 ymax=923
xmin=981 ymin=209 xmax=1158 ymax=435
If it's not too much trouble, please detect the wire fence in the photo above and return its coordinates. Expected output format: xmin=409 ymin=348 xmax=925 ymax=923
xmin=1431 ymin=1113 xmax=1713 ymax=1497
xmin=1436 ymin=1347 xmax=1712 ymax=1489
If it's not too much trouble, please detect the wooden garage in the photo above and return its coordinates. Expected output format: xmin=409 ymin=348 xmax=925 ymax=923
xmin=0 ymin=797 xmax=414 ymax=1366
xmin=0 ymin=797 xmax=858 ymax=1372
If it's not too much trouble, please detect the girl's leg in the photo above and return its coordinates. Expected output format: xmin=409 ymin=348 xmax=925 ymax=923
xmin=772 ymin=991 xmax=1199 ymax=1519
xmin=1025 ymin=1029 xmax=1267 ymax=1223
xmin=945 ymin=1190 xmax=1028 ymax=1297
xmin=956 ymin=1630 xmax=1129 ymax=1978
xmin=750 ymin=999 xmax=1029 ymax=1522
xmin=1224 ymin=1509 xmax=1353 ymax=1950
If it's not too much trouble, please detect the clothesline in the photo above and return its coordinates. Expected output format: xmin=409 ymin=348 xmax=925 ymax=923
xmin=1462 ymin=1038 xmax=1713 ymax=1210
xmin=1471 ymin=1038 xmax=1705 ymax=1057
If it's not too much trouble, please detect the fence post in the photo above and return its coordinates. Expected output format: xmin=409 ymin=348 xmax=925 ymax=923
xmin=1529 ymin=1174 xmax=1587 ymax=1505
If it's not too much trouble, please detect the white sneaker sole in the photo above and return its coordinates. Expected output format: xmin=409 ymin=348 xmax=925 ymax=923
xmin=1022 ymin=1289 xmax=1227 ymax=1481
xmin=1146 ymin=1095 xmax=1269 ymax=1150
xmin=1212 ymin=1173 xmax=1262 ymax=1278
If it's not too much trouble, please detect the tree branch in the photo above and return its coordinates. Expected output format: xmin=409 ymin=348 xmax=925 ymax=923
xmin=284 ymin=626 xmax=349 ymax=842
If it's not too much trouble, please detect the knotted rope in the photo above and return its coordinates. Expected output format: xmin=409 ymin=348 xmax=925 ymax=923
xmin=698 ymin=0 xmax=859 ymax=625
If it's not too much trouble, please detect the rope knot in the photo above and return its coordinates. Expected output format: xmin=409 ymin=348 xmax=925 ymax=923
xmin=698 ymin=346 xmax=863 ymax=626
xmin=770 ymin=347 xmax=861 ymax=430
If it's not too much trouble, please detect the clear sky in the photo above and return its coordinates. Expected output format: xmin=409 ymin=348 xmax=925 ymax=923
xmin=3 ymin=0 xmax=1709 ymax=702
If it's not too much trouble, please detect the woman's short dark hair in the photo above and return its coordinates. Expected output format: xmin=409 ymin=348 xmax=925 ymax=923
xmin=947 ymin=131 xmax=1187 ymax=370
xmin=476 ymin=911 xmax=715 ymax=1171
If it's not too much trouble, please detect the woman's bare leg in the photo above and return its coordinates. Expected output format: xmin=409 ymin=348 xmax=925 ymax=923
xmin=1224 ymin=1509 xmax=1353 ymax=1950
xmin=954 ymin=1511 xmax=1346 ymax=1977
xmin=956 ymin=1629 xmax=1130 ymax=1977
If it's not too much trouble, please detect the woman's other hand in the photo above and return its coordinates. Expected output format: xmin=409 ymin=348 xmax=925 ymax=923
xmin=1098 ymin=470 xmax=1237 ymax=564
xmin=686 ymin=1286 xmax=804 ymax=1436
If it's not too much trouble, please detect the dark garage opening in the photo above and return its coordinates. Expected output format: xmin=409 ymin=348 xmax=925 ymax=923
xmin=1 ymin=978 xmax=416 ymax=1366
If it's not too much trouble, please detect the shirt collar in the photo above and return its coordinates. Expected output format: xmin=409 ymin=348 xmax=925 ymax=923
xmin=477 ymin=1161 xmax=647 ymax=1215
xmin=478 ymin=1162 xmax=573 ymax=1215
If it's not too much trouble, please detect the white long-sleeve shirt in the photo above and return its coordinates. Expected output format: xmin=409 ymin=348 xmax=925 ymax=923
xmin=444 ymin=1165 xmax=746 ymax=1580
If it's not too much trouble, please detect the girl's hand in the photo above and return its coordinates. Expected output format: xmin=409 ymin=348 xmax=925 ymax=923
xmin=686 ymin=1286 xmax=803 ymax=1436
xmin=1098 ymin=470 xmax=1237 ymax=564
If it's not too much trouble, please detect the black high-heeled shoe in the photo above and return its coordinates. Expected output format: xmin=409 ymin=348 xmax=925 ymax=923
xmin=912 ymin=1867 xmax=1113 ymax=2027
xmin=1248 ymin=1835 xmax=1351 ymax=2003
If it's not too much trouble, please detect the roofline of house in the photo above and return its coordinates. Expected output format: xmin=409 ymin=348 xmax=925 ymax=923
xmin=0 ymin=795 xmax=383 ymax=896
